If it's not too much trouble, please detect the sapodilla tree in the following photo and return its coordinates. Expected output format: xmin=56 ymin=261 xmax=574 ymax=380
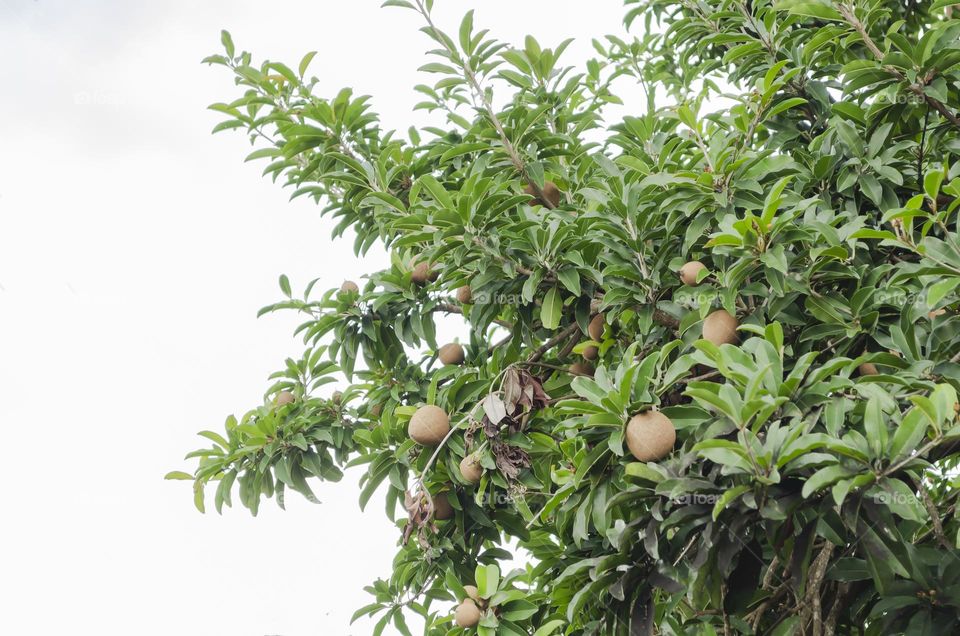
xmin=170 ymin=1 xmax=960 ymax=634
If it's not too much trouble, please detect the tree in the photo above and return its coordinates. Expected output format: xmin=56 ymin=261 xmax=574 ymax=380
xmin=169 ymin=0 xmax=960 ymax=633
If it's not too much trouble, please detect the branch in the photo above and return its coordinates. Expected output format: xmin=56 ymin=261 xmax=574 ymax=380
xmin=527 ymin=322 xmax=581 ymax=363
xmin=909 ymin=473 xmax=951 ymax=550
xmin=837 ymin=3 xmax=960 ymax=131
xmin=802 ymin=543 xmax=836 ymax=636
xmin=413 ymin=0 xmax=556 ymax=208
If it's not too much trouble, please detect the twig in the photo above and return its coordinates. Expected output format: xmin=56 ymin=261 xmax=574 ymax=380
xmin=527 ymin=322 xmax=582 ymax=363
xmin=837 ymin=3 xmax=960 ymax=130
xmin=413 ymin=0 xmax=556 ymax=208
xmin=909 ymin=473 xmax=951 ymax=549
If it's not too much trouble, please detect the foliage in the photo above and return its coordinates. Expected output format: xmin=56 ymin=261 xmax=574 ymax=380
xmin=170 ymin=1 xmax=960 ymax=633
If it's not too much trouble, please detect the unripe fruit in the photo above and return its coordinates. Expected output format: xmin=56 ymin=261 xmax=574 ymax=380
xmin=411 ymin=261 xmax=437 ymax=285
xmin=523 ymin=180 xmax=562 ymax=208
xmin=680 ymin=261 xmax=707 ymax=286
xmin=582 ymin=345 xmax=599 ymax=361
xmin=439 ymin=343 xmax=465 ymax=366
xmin=588 ymin=314 xmax=605 ymax=342
xmin=409 ymin=405 xmax=450 ymax=445
xmin=459 ymin=454 xmax=483 ymax=484
xmin=433 ymin=492 xmax=454 ymax=520
xmin=858 ymin=363 xmax=879 ymax=376
xmin=275 ymin=391 xmax=295 ymax=407
xmin=332 ymin=391 xmax=343 ymax=405
xmin=456 ymin=285 xmax=473 ymax=304
xmin=626 ymin=410 xmax=676 ymax=462
xmin=569 ymin=361 xmax=594 ymax=377
xmin=702 ymin=309 xmax=739 ymax=345
xmin=455 ymin=599 xmax=482 ymax=628
xmin=340 ymin=280 xmax=359 ymax=294
xmin=463 ymin=585 xmax=481 ymax=604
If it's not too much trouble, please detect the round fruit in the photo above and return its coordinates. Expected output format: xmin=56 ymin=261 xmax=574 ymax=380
xmin=459 ymin=454 xmax=483 ymax=484
xmin=463 ymin=585 xmax=481 ymax=603
xmin=433 ymin=492 xmax=454 ymax=520
xmin=523 ymin=180 xmax=562 ymax=208
xmin=456 ymin=285 xmax=473 ymax=304
xmin=582 ymin=345 xmax=599 ymax=361
xmin=702 ymin=309 xmax=739 ymax=345
xmin=858 ymin=362 xmax=879 ymax=376
xmin=409 ymin=405 xmax=451 ymax=445
xmin=588 ymin=314 xmax=605 ymax=341
xmin=625 ymin=410 xmax=676 ymax=462
xmin=340 ymin=280 xmax=359 ymax=294
xmin=411 ymin=261 xmax=437 ymax=285
xmin=455 ymin=599 xmax=482 ymax=628
xmin=275 ymin=391 xmax=295 ymax=406
xmin=369 ymin=402 xmax=383 ymax=417
xmin=569 ymin=361 xmax=594 ymax=376
xmin=439 ymin=343 xmax=465 ymax=366
xmin=332 ymin=391 xmax=343 ymax=405
xmin=680 ymin=261 xmax=707 ymax=286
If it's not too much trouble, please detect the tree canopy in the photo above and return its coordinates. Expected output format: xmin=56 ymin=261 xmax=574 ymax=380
xmin=170 ymin=1 xmax=960 ymax=633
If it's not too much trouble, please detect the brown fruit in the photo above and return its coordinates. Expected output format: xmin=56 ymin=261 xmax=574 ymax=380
xmin=588 ymin=314 xmax=605 ymax=342
xmin=858 ymin=362 xmax=879 ymax=376
xmin=340 ymin=280 xmax=359 ymax=294
xmin=433 ymin=492 xmax=454 ymax=520
xmin=459 ymin=454 xmax=483 ymax=484
xmin=411 ymin=261 xmax=437 ymax=285
xmin=409 ymin=405 xmax=450 ymax=445
xmin=702 ymin=309 xmax=739 ymax=345
xmin=332 ymin=391 xmax=343 ymax=405
xmin=274 ymin=391 xmax=295 ymax=407
xmin=455 ymin=599 xmax=482 ymax=628
xmin=582 ymin=345 xmax=599 ymax=361
xmin=369 ymin=402 xmax=383 ymax=417
xmin=680 ymin=261 xmax=707 ymax=286
xmin=456 ymin=285 xmax=473 ymax=304
xmin=463 ymin=585 xmax=481 ymax=604
xmin=523 ymin=180 xmax=562 ymax=208
xmin=439 ymin=343 xmax=465 ymax=366
xmin=569 ymin=361 xmax=594 ymax=376
xmin=626 ymin=410 xmax=676 ymax=462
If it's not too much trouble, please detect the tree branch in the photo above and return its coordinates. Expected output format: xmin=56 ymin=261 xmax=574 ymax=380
xmin=413 ymin=0 xmax=556 ymax=208
xmin=837 ymin=3 xmax=960 ymax=131
xmin=527 ymin=322 xmax=582 ymax=363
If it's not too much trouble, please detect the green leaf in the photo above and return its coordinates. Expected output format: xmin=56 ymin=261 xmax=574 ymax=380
xmin=418 ymin=174 xmax=454 ymax=209
xmin=712 ymin=484 xmax=751 ymax=520
xmin=890 ymin=408 xmax=929 ymax=461
xmin=541 ymin=286 xmax=562 ymax=330
xmin=476 ymin=563 xmax=500 ymax=598
xmin=801 ymin=464 xmax=853 ymax=498
xmin=220 ymin=30 xmax=235 ymax=57
xmin=925 ymin=170 xmax=944 ymax=202
xmin=298 ymin=51 xmax=317 ymax=77
xmin=164 ymin=471 xmax=194 ymax=481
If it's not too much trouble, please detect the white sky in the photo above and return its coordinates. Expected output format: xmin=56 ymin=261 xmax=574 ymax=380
xmin=0 ymin=1 xmax=638 ymax=634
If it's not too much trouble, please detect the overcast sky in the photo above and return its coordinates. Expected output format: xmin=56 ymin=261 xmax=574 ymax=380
xmin=0 ymin=1 xmax=637 ymax=634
